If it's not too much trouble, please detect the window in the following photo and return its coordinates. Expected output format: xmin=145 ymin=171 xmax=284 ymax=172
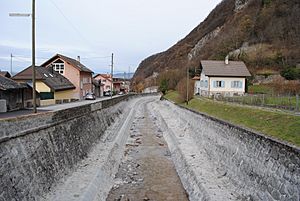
xmin=205 ymin=80 xmax=208 ymax=88
xmin=40 ymin=92 xmax=54 ymax=100
xmin=49 ymin=74 xmax=54 ymax=77
xmin=53 ymin=63 xmax=65 ymax=74
xmin=43 ymin=73 xmax=48 ymax=77
xmin=82 ymin=77 xmax=91 ymax=84
xmin=213 ymin=81 xmax=225 ymax=88
xmin=231 ymin=81 xmax=243 ymax=88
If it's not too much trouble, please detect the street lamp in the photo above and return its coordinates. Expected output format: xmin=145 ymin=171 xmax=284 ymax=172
xmin=9 ymin=0 xmax=37 ymax=113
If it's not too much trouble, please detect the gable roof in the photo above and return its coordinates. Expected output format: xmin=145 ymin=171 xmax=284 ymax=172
xmin=0 ymin=75 xmax=27 ymax=90
xmin=94 ymin=73 xmax=111 ymax=79
xmin=13 ymin=66 xmax=75 ymax=91
xmin=201 ymin=60 xmax=251 ymax=77
xmin=0 ymin=71 xmax=11 ymax=78
xmin=94 ymin=74 xmax=113 ymax=82
xmin=41 ymin=54 xmax=93 ymax=73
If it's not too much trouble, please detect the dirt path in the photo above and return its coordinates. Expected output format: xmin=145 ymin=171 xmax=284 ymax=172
xmin=106 ymin=99 xmax=189 ymax=201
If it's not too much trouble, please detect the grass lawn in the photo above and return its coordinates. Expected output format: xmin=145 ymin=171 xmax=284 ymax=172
xmin=164 ymin=91 xmax=300 ymax=147
xmin=248 ymin=85 xmax=273 ymax=95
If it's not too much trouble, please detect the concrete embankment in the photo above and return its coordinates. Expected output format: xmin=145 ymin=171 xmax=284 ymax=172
xmin=0 ymin=95 xmax=147 ymax=201
xmin=153 ymin=100 xmax=300 ymax=201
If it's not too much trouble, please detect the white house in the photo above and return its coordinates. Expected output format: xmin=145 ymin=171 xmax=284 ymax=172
xmin=198 ymin=59 xmax=251 ymax=97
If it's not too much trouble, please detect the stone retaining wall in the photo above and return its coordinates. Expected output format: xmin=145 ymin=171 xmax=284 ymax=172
xmin=175 ymin=103 xmax=300 ymax=201
xmin=0 ymin=95 xmax=137 ymax=201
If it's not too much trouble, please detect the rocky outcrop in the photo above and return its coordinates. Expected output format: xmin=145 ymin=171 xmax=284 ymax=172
xmin=234 ymin=0 xmax=252 ymax=11
xmin=188 ymin=27 xmax=222 ymax=61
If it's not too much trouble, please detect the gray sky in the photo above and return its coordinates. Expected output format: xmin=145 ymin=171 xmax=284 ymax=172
xmin=0 ymin=0 xmax=221 ymax=74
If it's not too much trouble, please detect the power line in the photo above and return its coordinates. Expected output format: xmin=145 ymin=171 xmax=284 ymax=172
xmin=13 ymin=55 xmax=49 ymax=60
xmin=48 ymin=0 xmax=94 ymax=48
xmin=81 ymin=56 xmax=111 ymax=60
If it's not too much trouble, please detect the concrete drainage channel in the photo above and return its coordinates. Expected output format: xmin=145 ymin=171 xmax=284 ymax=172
xmin=8 ymin=95 xmax=298 ymax=201
xmin=43 ymin=96 xmax=191 ymax=201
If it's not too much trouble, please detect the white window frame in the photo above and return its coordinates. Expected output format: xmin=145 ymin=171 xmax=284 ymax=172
xmin=215 ymin=81 xmax=224 ymax=88
xmin=53 ymin=63 xmax=65 ymax=75
xmin=231 ymin=81 xmax=243 ymax=88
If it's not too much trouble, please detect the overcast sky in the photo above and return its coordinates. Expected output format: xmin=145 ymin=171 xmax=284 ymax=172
xmin=0 ymin=0 xmax=221 ymax=74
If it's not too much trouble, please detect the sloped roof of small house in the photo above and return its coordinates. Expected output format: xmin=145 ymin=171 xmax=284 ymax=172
xmin=201 ymin=60 xmax=251 ymax=77
xmin=0 ymin=71 xmax=11 ymax=78
xmin=41 ymin=54 xmax=93 ymax=73
xmin=13 ymin=66 xmax=75 ymax=91
xmin=0 ymin=75 xmax=27 ymax=90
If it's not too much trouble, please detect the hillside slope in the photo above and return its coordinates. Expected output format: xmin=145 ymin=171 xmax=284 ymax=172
xmin=132 ymin=0 xmax=300 ymax=85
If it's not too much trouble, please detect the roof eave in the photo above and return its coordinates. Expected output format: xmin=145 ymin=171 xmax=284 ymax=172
xmin=54 ymin=86 xmax=76 ymax=92
xmin=206 ymin=74 xmax=251 ymax=77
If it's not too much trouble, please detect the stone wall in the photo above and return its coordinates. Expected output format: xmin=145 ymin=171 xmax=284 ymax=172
xmin=176 ymin=104 xmax=300 ymax=201
xmin=0 ymin=95 xmax=134 ymax=201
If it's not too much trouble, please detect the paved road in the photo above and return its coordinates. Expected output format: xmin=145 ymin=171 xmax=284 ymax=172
xmin=38 ymin=96 xmax=118 ymax=111
xmin=0 ymin=96 xmax=120 ymax=119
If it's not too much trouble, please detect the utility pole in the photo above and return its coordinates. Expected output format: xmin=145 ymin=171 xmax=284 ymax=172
xmin=128 ymin=66 xmax=131 ymax=93
xmin=110 ymin=53 xmax=114 ymax=99
xmin=9 ymin=0 xmax=36 ymax=113
xmin=186 ymin=66 xmax=189 ymax=105
xmin=10 ymin=53 xmax=13 ymax=75
xmin=32 ymin=0 xmax=37 ymax=113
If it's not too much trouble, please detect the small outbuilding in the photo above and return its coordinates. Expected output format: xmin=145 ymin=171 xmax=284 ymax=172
xmin=0 ymin=76 xmax=34 ymax=112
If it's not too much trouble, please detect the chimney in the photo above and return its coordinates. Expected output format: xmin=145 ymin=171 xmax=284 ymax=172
xmin=77 ymin=56 xmax=80 ymax=62
xmin=225 ymin=55 xmax=229 ymax=65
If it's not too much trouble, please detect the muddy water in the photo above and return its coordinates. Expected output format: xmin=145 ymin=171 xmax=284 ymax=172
xmin=106 ymin=101 xmax=189 ymax=201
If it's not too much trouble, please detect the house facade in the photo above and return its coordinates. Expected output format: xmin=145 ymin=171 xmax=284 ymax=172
xmin=41 ymin=54 xmax=93 ymax=100
xmin=198 ymin=60 xmax=251 ymax=97
xmin=94 ymin=74 xmax=112 ymax=92
xmin=13 ymin=66 xmax=76 ymax=106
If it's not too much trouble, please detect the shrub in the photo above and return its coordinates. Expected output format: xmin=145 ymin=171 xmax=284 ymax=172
xmin=280 ymin=67 xmax=300 ymax=80
xmin=159 ymin=79 xmax=168 ymax=95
